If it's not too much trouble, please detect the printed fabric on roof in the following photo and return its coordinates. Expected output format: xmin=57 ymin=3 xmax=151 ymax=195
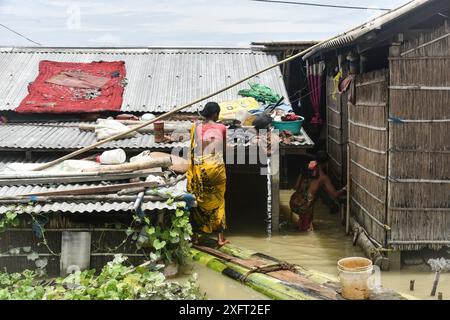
xmin=16 ymin=60 xmax=126 ymax=114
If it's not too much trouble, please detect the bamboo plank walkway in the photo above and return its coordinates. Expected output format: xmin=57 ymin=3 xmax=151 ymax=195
xmin=191 ymin=240 xmax=416 ymax=300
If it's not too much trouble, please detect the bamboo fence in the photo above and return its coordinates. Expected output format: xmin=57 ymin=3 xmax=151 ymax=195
xmin=349 ymin=69 xmax=390 ymax=246
xmin=387 ymin=20 xmax=450 ymax=251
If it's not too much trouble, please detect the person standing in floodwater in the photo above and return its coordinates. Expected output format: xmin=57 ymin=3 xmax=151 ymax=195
xmin=290 ymin=151 xmax=347 ymax=232
xmin=187 ymin=102 xmax=229 ymax=247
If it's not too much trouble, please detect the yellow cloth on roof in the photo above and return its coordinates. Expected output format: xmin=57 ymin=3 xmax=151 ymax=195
xmin=186 ymin=123 xmax=227 ymax=234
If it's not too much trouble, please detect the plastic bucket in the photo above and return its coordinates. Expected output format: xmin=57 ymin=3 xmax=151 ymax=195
xmin=272 ymin=117 xmax=304 ymax=135
xmin=98 ymin=149 xmax=127 ymax=165
xmin=60 ymin=232 xmax=91 ymax=277
xmin=337 ymin=257 xmax=374 ymax=300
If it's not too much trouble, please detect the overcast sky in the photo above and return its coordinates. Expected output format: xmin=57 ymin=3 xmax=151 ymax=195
xmin=0 ymin=0 xmax=411 ymax=47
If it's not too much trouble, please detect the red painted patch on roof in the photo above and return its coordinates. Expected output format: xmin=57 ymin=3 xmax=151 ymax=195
xmin=16 ymin=60 xmax=126 ymax=114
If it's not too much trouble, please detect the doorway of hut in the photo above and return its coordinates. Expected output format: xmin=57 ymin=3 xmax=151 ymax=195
xmin=225 ymin=164 xmax=269 ymax=233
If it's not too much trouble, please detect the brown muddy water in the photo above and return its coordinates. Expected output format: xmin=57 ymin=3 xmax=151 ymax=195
xmin=183 ymin=191 xmax=450 ymax=300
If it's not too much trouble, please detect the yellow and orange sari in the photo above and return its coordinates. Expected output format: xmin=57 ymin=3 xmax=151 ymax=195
xmin=186 ymin=123 xmax=227 ymax=234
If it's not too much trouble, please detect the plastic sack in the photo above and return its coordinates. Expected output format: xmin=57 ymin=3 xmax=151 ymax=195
xmin=218 ymin=97 xmax=260 ymax=121
xmin=98 ymin=149 xmax=127 ymax=165
xmin=238 ymin=82 xmax=282 ymax=104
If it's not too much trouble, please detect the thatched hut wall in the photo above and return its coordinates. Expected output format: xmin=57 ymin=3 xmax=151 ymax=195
xmin=387 ymin=20 xmax=450 ymax=251
xmin=349 ymin=69 xmax=389 ymax=246
xmin=326 ymin=76 xmax=345 ymax=187
xmin=0 ymin=213 xmax=158 ymax=276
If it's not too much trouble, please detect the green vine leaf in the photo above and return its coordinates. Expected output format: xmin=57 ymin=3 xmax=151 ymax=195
xmin=125 ymin=228 xmax=134 ymax=237
xmin=147 ymin=226 xmax=155 ymax=236
xmin=153 ymin=239 xmax=166 ymax=251
xmin=6 ymin=212 xmax=17 ymax=221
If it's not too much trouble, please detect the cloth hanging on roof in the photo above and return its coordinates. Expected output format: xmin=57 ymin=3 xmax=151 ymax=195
xmin=16 ymin=60 xmax=126 ymax=114
xmin=332 ymin=71 xmax=342 ymax=101
xmin=307 ymin=61 xmax=325 ymax=126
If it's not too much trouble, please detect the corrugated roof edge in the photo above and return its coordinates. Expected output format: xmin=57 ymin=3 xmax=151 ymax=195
xmin=303 ymin=0 xmax=435 ymax=59
xmin=251 ymin=41 xmax=319 ymax=46
xmin=0 ymin=46 xmax=261 ymax=52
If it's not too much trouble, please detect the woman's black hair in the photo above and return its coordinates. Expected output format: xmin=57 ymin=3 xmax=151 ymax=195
xmin=200 ymin=102 xmax=221 ymax=118
xmin=301 ymin=151 xmax=329 ymax=180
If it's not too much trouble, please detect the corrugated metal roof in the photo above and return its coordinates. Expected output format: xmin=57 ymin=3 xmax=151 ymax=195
xmin=0 ymin=122 xmax=189 ymax=150
xmin=0 ymin=179 xmax=183 ymax=214
xmin=303 ymin=0 xmax=436 ymax=59
xmin=251 ymin=41 xmax=318 ymax=47
xmin=0 ymin=47 xmax=288 ymax=113
xmin=0 ymin=154 xmax=56 ymax=171
xmin=0 ymin=182 xmax=122 ymax=197
xmin=0 ymin=201 xmax=176 ymax=215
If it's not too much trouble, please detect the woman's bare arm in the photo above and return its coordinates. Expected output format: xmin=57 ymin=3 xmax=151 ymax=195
xmin=322 ymin=174 xmax=343 ymax=199
xmin=294 ymin=175 xmax=303 ymax=191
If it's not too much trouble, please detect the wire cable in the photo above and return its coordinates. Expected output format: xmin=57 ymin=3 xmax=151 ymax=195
xmin=0 ymin=23 xmax=42 ymax=46
xmin=250 ymin=0 xmax=391 ymax=11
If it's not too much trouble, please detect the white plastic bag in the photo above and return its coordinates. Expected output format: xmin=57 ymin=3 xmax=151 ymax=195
xmin=95 ymin=119 xmax=137 ymax=141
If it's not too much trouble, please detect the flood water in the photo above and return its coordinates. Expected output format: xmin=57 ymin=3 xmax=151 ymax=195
xmin=186 ymin=191 xmax=450 ymax=300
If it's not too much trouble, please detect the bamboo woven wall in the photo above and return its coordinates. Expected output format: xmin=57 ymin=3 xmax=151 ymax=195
xmin=387 ymin=20 xmax=450 ymax=251
xmin=0 ymin=214 xmax=154 ymax=275
xmin=349 ymin=69 xmax=389 ymax=246
xmin=326 ymin=76 xmax=345 ymax=187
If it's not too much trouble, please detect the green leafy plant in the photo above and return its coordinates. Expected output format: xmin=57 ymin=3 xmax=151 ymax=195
xmin=0 ymin=211 xmax=20 ymax=232
xmin=134 ymin=201 xmax=193 ymax=266
xmin=0 ymin=254 xmax=204 ymax=300
xmin=1 ymin=200 xmax=193 ymax=269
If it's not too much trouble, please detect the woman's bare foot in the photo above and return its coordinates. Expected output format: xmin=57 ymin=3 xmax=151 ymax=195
xmin=217 ymin=239 xmax=230 ymax=248
xmin=217 ymin=233 xmax=230 ymax=248
xmin=307 ymin=223 xmax=315 ymax=232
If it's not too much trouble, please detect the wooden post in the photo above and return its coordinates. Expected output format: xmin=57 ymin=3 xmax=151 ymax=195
xmin=389 ymin=42 xmax=402 ymax=58
xmin=410 ymin=280 xmax=415 ymax=291
xmin=431 ymin=271 xmax=441 ymax=297
xmin=270 ymin=146 xmax=280 ymax=234
xmin=346 ymin=98 xmax=351 ymax=234
xmin=438 ymin=292 xmax=443 ymax=301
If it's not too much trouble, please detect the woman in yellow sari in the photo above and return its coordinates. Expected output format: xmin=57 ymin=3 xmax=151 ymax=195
xmin=187 ymin=102 xmax=229 ymax=247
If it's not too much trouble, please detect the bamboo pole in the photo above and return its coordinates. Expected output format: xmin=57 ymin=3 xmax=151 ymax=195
xmin=199 ymin=237 xmax=340 ymax=285
xmin=15 ymin=181 xmax=161 ymax=197
xmin=82 ymin=157 xmax=172 ymax=174
xmin=79 ymin=122 xmax=191 ymax=133
xmin=350 ymin=218 xmax=389 ymax=271
xmin=346 ymin=128 xmax=351 ymax=234
xmin=31 ymin=39 xmax=332 ymax=172
xmin=0 ymin=171 xmax=155 ymax=187
xmin=0 ymin=195 xmax=172 ymax=203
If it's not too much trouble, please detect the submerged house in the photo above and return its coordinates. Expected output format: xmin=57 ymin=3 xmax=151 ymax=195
xmin=0 ymin=47 xmax=314 ymax=274
xmin=303 ymin=0 xmax=449 ymax=267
